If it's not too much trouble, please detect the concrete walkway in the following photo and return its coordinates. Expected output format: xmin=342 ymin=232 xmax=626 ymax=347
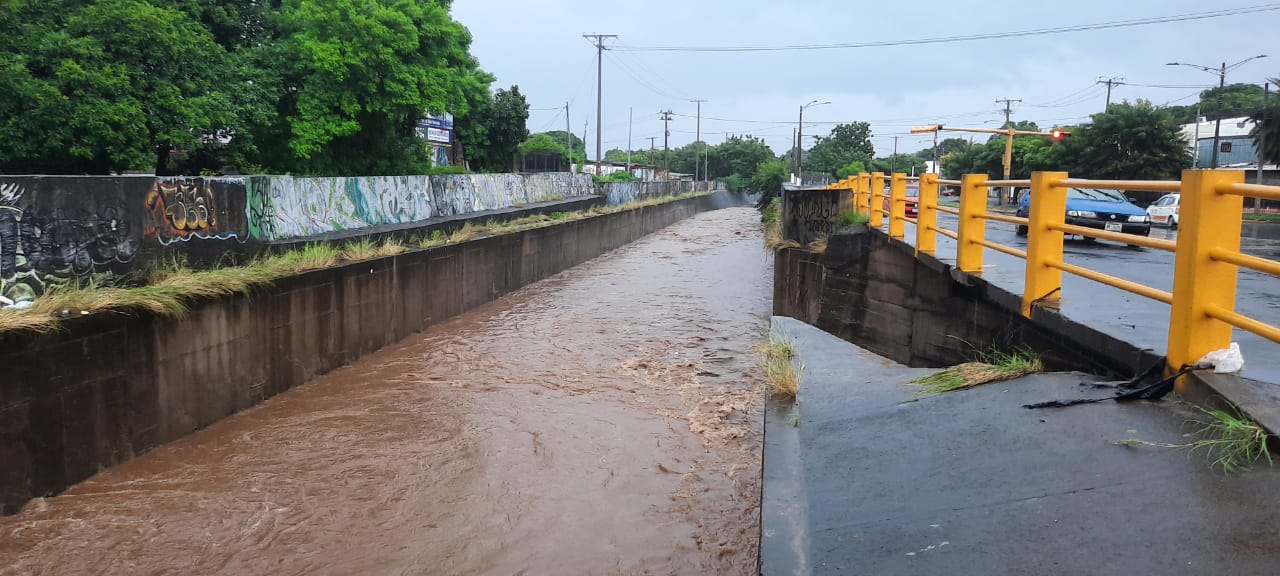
xmin=762 ymin=316 xmax=1280 ymax=576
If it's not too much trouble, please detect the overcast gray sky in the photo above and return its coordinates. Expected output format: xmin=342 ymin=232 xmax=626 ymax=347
xmin=452 ymin=0 xmax=1278 ymax=158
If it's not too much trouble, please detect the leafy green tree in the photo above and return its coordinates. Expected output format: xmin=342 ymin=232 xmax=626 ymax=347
xmin=914 ymin=137 xmax=971 ymax=161
xmin=544 ymin=131 xmax=586 ymax=164
xmin=518 ymin=133 xmax=569 ymax=159
xmin=486 ymin=85 xmax=532 ymax=171
xmin=248 ymin=0 xmax=490 ymax=175
xmin=0 ymin=0 xmax=239 ymax=174
xmin=751 ymin=159 xmax=789 ymax=204
xmin=870 ymin=154 xmax=928 ymax=176
xmin=1167 ymin=83 xmax=1268 ymax=123
xmin=1249 ymin=79 xmax=1280 ymax=166
xmin=1052 ymin=101 xmax=1190 ymax=179
xmin=836 ymin=161 xmax=866 ymax=179
xmin=713 ymin=136 xmax=775 ymax=180
xmin=805 ymin=122 xmax=874 ymax=176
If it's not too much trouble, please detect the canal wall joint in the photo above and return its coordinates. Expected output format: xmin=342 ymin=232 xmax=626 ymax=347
xmin=773 ymin=228 xmax=1160 ymax=376
xmin=0 ymin=191 xmax=743 ymax=516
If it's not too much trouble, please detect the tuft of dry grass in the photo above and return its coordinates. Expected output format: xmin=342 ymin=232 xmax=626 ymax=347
xmin=0 ymin=308 xmax=60 ymax=334
xmin=808 ymin=235 xmax=829 ymax=253
xmin=259 ymin=243 xmax=339 ymax=276
xmin=764 ymin=219 xmax=801 ymax=251
xmin=340 ymin=237 xmax=406 ymax=261
xmin=448 ymin=222 xmax=483 ymax=243
xmin=757 ymin=330 xmax=803 ymax=399
xmin=910 ymin=349 xmax=1042 ymax=394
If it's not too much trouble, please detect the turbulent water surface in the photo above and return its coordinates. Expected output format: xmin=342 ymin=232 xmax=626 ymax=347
xmin=0 ymin=207 xmax=773 ymax=575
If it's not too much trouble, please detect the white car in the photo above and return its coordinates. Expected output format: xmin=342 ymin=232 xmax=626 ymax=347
xmin=1146 ymin=193 xmax=1180 ymax=229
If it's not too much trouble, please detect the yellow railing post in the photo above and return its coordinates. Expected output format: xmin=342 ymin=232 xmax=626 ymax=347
xmin=916 ymin=173 xmax=939 ymax=256
xmin=1022 ymin=171 xmax=1068 ymax=317
xmin=1167 ymin=169 xmax=1245 ymax=374
xmin=888 ymin=173 xmax=907 ymax=239
xmin=869 ymin=172 xmax=885 ymax=228
xmin=856 ymin=173 xmax=870 ymax=214
xmin=956 ymin=173 xmax=988 ymax=274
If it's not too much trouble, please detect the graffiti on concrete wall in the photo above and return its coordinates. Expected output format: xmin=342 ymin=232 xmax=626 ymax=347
xmin=0 ymin=178 xmax=138 ymax=302
xmin=142 ymin=178 xmax=250 ymax=245
xmin=0 ymin=172 xmax=608 ymax=290
xmin=264 ymin=176 xmax=435 ymax=241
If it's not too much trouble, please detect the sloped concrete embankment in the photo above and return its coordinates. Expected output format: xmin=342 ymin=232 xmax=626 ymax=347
xmin=0 ymin=191 xmax=748 ymax=515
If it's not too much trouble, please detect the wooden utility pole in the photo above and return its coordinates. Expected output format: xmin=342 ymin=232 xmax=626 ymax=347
xmin=583 ymin=34 xmax=617 ymax=176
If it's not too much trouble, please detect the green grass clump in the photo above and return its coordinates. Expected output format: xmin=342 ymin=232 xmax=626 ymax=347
xmin=838 ymin=209 xmax=870 ymax=228
xmin=1192 ymin=407 xmax=1274 ymax=473
xmin=910 ymin=348 xmax=1042 ymax=395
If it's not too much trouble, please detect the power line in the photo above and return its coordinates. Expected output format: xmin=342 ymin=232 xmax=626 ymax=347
xmin=606 ymin=52 xmax=688 ymax=101
xmin=1116 ymin=81 xmax=1215 ymax=89
xmin=613 ymin=4 xmax=1280 ymax=52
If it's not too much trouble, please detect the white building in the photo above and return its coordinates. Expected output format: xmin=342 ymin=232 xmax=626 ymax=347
xmin=1180 ymin=116 xmax=1267 ymax=168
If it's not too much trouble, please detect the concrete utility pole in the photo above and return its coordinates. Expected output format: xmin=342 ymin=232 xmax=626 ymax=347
xmin=1169 ymin=55 xmax=1268 ymax=169
xmin=892 ymin=136 xmax=899 ymax=174
xmin=660 ymin=110 xmax=674 ymax=175
xmin=1097 ymin=77 xmax=1124 ymax=109
xmin=583 ymin=34 xmax=617 ymax=176
xmin=627 ymin=107 xmax=633 ymax=173
xmin=582 ymin=120 xmax=588 ymax=173
xmin=1258 ymin=82 xmax=1270 ymax=213
xmin=564 ymin=101 xmax=572 ymax=169
xmin=690 ymin=99 xmax=707 ymax=182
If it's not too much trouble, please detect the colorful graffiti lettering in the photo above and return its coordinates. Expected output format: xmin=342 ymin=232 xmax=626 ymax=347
xmin=142 ymin=178 xmax=249 ymax=245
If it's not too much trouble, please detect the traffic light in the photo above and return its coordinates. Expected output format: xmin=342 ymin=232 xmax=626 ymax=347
xmin=1050 ymin=130 xmax=1071 ymax=141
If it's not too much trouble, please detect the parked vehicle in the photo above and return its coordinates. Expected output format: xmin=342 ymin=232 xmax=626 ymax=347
xmin=1146 ymin=193 xmax=1180 ymax=229
xmin=881 ymin=184 xmax=920 ymax=217
xmin=1015 ymin=188 xmax=1151 ymax=237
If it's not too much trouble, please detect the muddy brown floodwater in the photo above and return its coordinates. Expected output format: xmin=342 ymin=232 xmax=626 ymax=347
xmin=0 ymin=207 xmax=774 ymax=575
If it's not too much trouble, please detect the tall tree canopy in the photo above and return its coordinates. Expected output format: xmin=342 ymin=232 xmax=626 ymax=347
xmin=0 ymin=0 xmax=497 ymax=176
xmin=804 ymin=122 xmax=874 ymax=177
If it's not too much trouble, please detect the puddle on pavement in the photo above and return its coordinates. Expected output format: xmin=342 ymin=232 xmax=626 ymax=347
xmin=0 ymin=207 xmax=774 ymax=576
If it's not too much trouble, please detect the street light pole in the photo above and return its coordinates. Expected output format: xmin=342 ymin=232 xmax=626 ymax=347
xmin=1168 ymin=54 xmax=1268 ymax=169
xmin=795 ymin=100 xmax=830 ymax=181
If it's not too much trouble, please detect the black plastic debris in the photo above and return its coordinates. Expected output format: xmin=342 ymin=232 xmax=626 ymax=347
xmin=1024 ymin=358 xmax=1189 ymax=409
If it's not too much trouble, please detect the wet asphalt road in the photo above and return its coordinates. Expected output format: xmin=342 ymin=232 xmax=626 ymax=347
xmin=900 ymin=214 xmax=1280 ymax=383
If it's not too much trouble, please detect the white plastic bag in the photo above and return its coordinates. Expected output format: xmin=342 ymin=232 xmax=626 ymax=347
xmin=1196 ymin=342 xmax=1245 ymax=374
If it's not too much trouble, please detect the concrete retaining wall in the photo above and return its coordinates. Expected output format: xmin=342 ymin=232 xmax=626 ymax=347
xmin=0 ymin=191 xmax=744 ymax=515
xmin=774 ymin=228 xmax=1156 ymax=376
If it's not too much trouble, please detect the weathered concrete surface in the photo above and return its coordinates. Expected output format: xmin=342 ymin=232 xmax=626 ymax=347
xmin=762 ymin=316 xmax=1280 ymax=576
xmin=0 ymin=191 xmax=749 ymax=515
xmin=774 ymin=230 xmax=1143 ymax=378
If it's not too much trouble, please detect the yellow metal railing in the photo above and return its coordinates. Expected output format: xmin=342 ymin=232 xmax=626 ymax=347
xmin=841 ymin=168 xmax=1280 ymax=378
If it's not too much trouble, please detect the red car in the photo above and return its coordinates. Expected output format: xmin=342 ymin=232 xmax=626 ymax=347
xmin=882 ymin=184 xmax=919 ymax=217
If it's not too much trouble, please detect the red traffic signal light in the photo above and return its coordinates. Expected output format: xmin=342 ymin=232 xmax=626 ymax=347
xmin=1050 ymin=130 xmax=1071 ymax=141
